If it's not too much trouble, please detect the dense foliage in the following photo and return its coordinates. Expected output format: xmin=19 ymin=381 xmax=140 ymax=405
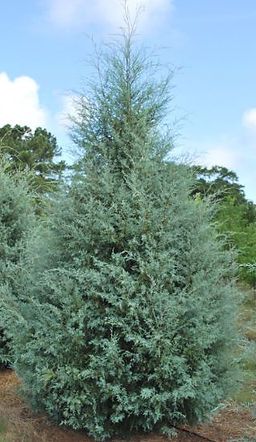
xmin=0 ymin=124 xmax=66 ymax=194
xmin=5 ymin=30 xmax=238 ymax=440
xmin=193 ymin=166 xmax=256 ymax=287
xmin=192 ymin=166 xmax=247 ymax=204
xmin=0 ymin=162 xmax=35 ymax=365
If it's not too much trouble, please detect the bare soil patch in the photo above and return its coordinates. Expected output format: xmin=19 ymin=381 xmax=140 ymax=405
xmin=0 ymin=369 xmax=255 ymax=442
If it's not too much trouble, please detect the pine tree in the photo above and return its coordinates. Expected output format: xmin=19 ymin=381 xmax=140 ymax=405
xmin=7 ymin=24 xmax=238 ymax=440
xmin=0 ymin=124 xmax=66 ymax=194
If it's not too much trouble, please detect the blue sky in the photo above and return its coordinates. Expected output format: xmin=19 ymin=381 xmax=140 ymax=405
xmin=0 ymin=0 xmax=255 ymax=201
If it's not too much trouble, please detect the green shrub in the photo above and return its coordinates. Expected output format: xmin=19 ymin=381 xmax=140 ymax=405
xmin=7 ymin=28 xmax=239 ymax=440
xmin=0 ymin=162 xmax=35 ymax=365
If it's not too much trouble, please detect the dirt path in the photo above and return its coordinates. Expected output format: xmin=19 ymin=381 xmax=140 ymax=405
xmin=0 ymin=370 xmax=255 ymax=442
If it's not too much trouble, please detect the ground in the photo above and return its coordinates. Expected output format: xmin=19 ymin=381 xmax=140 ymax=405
xmin=0 ymin=369 xmax=255 ymax=442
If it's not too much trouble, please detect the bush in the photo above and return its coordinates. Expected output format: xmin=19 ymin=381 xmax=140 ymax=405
xmin=0 ymin=161 xmax=35 ymax=365
xmin=7 ymin=28 xmax=239 ymax=440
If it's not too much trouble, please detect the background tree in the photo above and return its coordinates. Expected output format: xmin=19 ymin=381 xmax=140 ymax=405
xmin=192 ymin=165 xmax=247 ymax=204
xmin=5 ymin=24 xmax=238 ymax=440
xmin=193 ymin=165 xmax=256 ymax=287
xmin=0 ymin=124 xmax=66 ymax=194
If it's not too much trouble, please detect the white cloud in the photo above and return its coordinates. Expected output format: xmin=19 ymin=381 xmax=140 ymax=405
xmin=0 ymin=72 xmax=47 ymax=129
xmin=200 ymin=144 xmax=240 ymax=169
xmin=49 ymin=0 xmax=85 ymax=26
xmin=183 ymin=109 xmax=256 ymax=201
xmin=185 ymin=108 xmax=256 ymax=173
xmin=47 ymin=0 xmax=172 ymax=30
xmin=180 ymin=135 xmax=241 ymax=170
xmin=242 ymin=108 xmax=256 ymax=131
xmin=57 ymin=94 xmax=81 ymax=128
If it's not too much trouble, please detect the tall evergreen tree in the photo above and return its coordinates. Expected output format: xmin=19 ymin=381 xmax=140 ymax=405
xmin=6 ymin=25 xmax=238 ymax=440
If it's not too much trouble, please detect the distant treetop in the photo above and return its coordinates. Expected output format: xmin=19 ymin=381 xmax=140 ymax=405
xmin=0 ymin=124 xmax=66 ymax=193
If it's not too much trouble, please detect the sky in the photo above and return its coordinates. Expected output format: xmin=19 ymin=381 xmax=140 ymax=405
xmin=0 ymin=0 xmax=255 ymax=201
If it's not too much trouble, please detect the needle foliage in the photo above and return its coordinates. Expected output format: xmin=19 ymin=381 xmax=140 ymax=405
xmin=0 ymin=160 xmax=35 ymax=365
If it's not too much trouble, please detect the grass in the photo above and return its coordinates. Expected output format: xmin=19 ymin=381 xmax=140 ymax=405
xmin=234 ymin=287 xmax=256 ymax=405
xmin=0 ymin=416 xmax=8 ymax=441
xmin=0 ymin=419 xmax=7 ymax=433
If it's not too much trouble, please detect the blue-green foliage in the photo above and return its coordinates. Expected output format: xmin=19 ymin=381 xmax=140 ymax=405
xmin=0 ymin=163 xmax=35 ymax=365
xmin=6 ymin=29 xmax=238 ymax=440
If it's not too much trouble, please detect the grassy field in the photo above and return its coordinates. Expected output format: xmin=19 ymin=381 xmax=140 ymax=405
xmin=234 ymin=288 xmax=256 ymax=406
